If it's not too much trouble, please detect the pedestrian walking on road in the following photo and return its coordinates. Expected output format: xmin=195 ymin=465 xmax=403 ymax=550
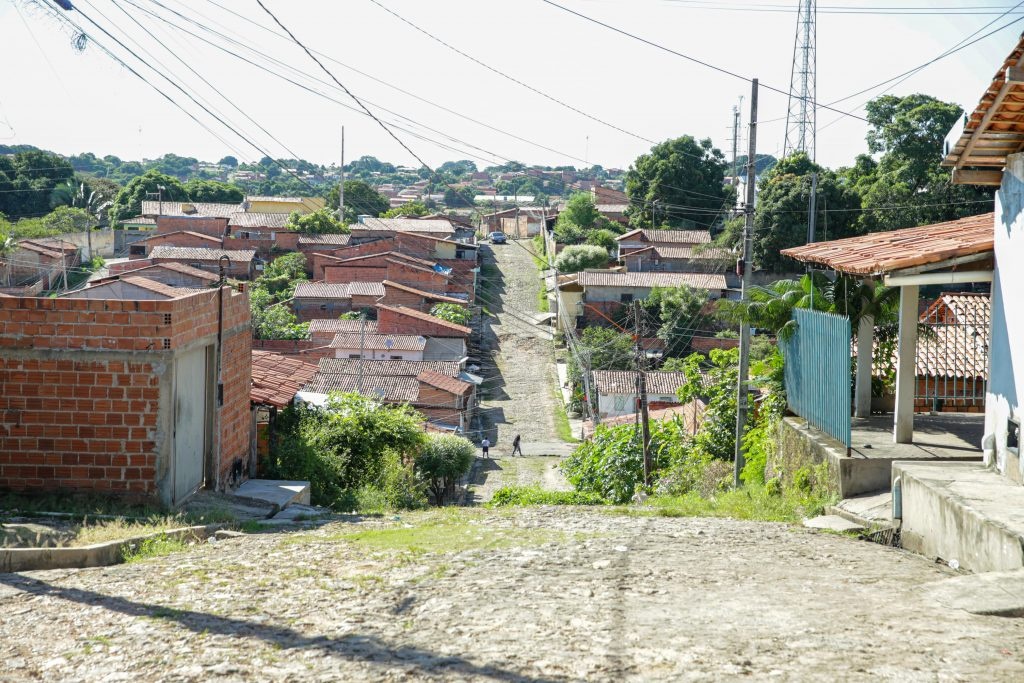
xmin=511 ymin=434 xmax=523 ymax=457
xmin=481 ymin=437 xmax=490 ymax=459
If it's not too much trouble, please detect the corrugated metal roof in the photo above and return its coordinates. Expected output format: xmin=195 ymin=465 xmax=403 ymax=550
xmin=780 ymin=213 xmax=994 ymax=275
xmin=330 ymin=333 xmax=426 ymax=351
xmin=578 ymin=271 xmax=727 ymax=290
xmin=251 ymin=351 xmax=318 ymax=408
xmin=149 ymin=245 xmax=255 ymax=261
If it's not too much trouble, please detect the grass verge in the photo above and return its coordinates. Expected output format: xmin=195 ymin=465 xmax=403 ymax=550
xmin=550 ymin=382 xmax=578 ymax=443
xmin=488 ymin=485 xmax=605 ymax=507
xmin=121 ymin=533 xmax=191 ymax=563
xmin=613 ymin=485 xmax=837 ymax=524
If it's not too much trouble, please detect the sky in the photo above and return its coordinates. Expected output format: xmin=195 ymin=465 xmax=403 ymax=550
xmin=0 ymin=0 xmax=1021 ymax=173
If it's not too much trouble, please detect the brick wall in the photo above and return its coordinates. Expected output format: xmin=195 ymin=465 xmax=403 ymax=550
xmin=140 ymin=231 xmax=223 ymax=256
xmin=110 ymin=259 xmax=153 ymax=275
xmin=150 ymin=257 xmax=252 ymax=280
xmin=0 ymin=288 xmax=253 ymax=505
xmin=379 ymin=283 xmax=427 ymax=310
xmin=378 ymin=307 xmax=468 ymax=339
xmin=294 ymin=299 xmax=352 ymax=322
xmin=324 ymin=265 xmax=387 ymax=284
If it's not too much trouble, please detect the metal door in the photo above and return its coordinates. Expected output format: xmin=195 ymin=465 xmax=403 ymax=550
xmin=173 ymin=347 xmax=208 ymax=504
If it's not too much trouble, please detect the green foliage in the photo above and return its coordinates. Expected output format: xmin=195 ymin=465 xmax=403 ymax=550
xmin=554 ymin=244 xmax=608 ymax=273
xmin=751 ymin=153 xmax=862 ymax=272
xmin=40 ymin=205 xmax=95 ymax=233
xmin=0 ymin=150 xmax=75 ymax=220
xmin=443 ymin=185 xmax=476 ymax=208
xmin=625 ymin=136 xmax=726 ymax=229
xmin=218 ymin=156 xmax=238 ymax=168
xmin=383 ymin=201 xmax=429 ymax=218
xmin=249 ymin=285 xmax=308 ymax=340
xmin=488 ymin=485 xmax=606 ymax=507
xmin=326 ymin=180 xmax=390 ymax=224
xmin=109 ymin=171 xmax=186 ymax=223
xmin=560 ymin=192 xmax=600 ymax=229
xmin=585 ymin=228 xmax=619 ymax=253
xmin=182 ymin=179 xmax=244 ymax=203
xmin=121 ymin=533 xmax=189 ymax=563
xmin=642 ymin=284 xmax=708 ymax=357
xmin=285 ymin=208 xmax=347 ymax=234
xmin=414 ymin=433 xmax=475 ymax=505
xmin=262 ymin=251 xmax=308 ymax=281
xmin=429 ymin=302 xmax=471 ymax=326
xmin=267 ymin=395 xmax=428 ymax=509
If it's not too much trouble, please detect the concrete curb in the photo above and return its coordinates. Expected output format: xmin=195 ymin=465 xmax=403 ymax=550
xmin=0 ymin=524 xmax=223 ymax=574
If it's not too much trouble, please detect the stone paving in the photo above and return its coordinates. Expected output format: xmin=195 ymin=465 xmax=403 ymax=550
xmin=4 ymin=507 xmax=1024 ymax=681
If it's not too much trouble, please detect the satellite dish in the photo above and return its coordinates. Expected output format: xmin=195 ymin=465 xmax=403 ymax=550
xmin=384 ymin=338 xmax=394 ymax=349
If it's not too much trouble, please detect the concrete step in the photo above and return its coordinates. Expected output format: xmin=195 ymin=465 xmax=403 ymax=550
xmin=827 ymin=489 xmax=894 ymax=530
xmin=803 ymin=515 xmax=867 ymax=533
xmin=922 ymin=569 xmax=1024 ymax=617
xmin=894 ymin=461 xmax=1024 ymax=573
xmin=234 ymin=480 xmax=311 ymax=511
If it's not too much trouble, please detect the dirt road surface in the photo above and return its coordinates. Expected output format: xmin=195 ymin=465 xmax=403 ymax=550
xmin=3 ymin=507 xmax=1023 ymax=682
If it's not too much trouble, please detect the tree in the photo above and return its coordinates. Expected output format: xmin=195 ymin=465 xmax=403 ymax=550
xmin=250 ymin=287 xmax=309 ymax=339
xmin=325 ymin=179 xmax=389 ymax=223
xmin=559 ymin=191 xmax=600 ymax=229
xmin=625 ymin=136 xmax=727 ymax=229
xmin=41 ymin=206 xmax=95 ymax=234
xmin=852 ymin=93 xmax=994 ymax=233
xmin=263 ymin=252 xmax=308 ymax=281
xmin=183 ymin=179 xmax=244 ymax=203
xmin=218 ymin=156 xmax=239 ymax=168
xmin=585 ymin=228 xmax=618 ymax=254
xmin=383 ymin=201 xmax=429 ymax=218
xmin=644 ymin=284 xmax=708 ymax=357
xmin=429 ymin=303 xmax=471 ymax=326
xmin=554 ymin=244 xmax=609 ymax=273
xmin=285 ymin=208 xmax=347 ymax=234
xmin=109 ymin=171 xmax=187 ymax=223
xmin=443 ymin=185 xmax=476 ymax=208
xmin=750 ymin=153 xmax=861 ymax=272
xmin=0 ymin=150 xmax=74 ymax=220
xmin=414 ymin=433 xmax=475 ymax=505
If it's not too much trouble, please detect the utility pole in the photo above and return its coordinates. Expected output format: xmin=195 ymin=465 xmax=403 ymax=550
xmin=806 ymin=172 xmax=818 ymax=243
xmin=338 ymin=126 xmax=345 ymax=222
xmin=734 ymin=78 xmax=758 ymax=488
xmin=731 ymin=105 xmax=741 ymax=187
xmin=634 ymin=300 xmax=652 ymax=487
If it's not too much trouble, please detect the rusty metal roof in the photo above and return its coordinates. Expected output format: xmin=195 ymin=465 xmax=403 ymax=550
xmin=779 ymin=213 xmax=994 ymax=275
xmin=942 ymin=35 xmax=1024 ymax=177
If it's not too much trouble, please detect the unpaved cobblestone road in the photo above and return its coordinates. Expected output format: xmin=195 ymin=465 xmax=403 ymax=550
xmin=3 ymin=507 xmax=1024 ymax=681
xmin=471 ymin=241 xmax=572 ymax=501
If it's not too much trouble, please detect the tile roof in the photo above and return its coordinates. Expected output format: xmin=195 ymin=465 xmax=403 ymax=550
xmin=578 ymin=271 xmax=727 ymax=290
xmin=123 ymin=216 xmax=157 ymax=225
xmin=246 ymin=195 xmax=307 ymax=203
xmin=118 ymin=276 xmax=206 ymax=298
xmin=617 ymin=228 xmax=713 ymax=244
xmin=114 ymin=261 xmax=220 ymax=282
xmin=919 ymin=292 xmax=991 ymax=327
xmin=298 ymin=234 xmax=352 ymax=246
xmin=914 ymin=326 xmax=989 ymax=379
xmin=17 ymin=242 xmax=63 ymax=259
xmin=330 ymin=332 xmax=427 ymax=351
xmin=251 ymin=350 xmax=318 ymax=407
xmin=336 ymin=250 xmax=437 ymax=268
xmin=303 ymin=373 xmax=420 ymax=402
xmin=595 ymin=204 xmax=629 ymax=213
xmin=149 ymin=246 xmax=256 ymax=262
xmin=352 ymin=218 xmax=456 ymax=234
xmin=942 ymin=35 xmax=1024 ymax=170
xmin=377 ymin=304 xmax=472 ymax=335
xmin=228 ymin=212 xmax=292 ymax=229
xmin=780 ymin=213 xmax=994 ymax=275
xmin=317 ymin=358 xmax=461 ymax=377
xmin=592 ymin=371 xmax=690 ymax=396
xmin=308 ymin=318 xmax=380 ymax=335
xmin=416 ymin=369 xmax=473 ymax=396
xmin=584 ymin=400 xmax=706 ymax=439
xmin=23 ymin=238 xmax=78 ymax=252
xmin=141 ymin=201 xmax=241 ymax=217
xmin=381 ymin=280 xmax=466 ymax=304
xmin=394 ymin=230 xmax=477 ymax=247
xmin=141 ymin=230 xmax=221 ymax=244
xmin=292 ymin=282 xmax=384 ymax=299
xmin=625 ymin=245 xmax=732 ymax=261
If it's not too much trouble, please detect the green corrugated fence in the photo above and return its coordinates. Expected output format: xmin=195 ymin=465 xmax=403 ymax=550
xmin=780 ymin=308 xmax=851 ymax=449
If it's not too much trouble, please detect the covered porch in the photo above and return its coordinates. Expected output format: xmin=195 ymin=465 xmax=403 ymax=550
xmin=781 ymin=212 xmax=994 ymax=446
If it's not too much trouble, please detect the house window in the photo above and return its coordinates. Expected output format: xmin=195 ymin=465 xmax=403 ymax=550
xmin=390 ymin=355 xmax=403 ymax=360
xmin=320 ymin=304 xmax=328 ymax=310
xmin=1009 ymin=418 xmax=1020 ymax=453
xmin=129 ymin=245 xmax=146 ymax=256
xmin=348 ymin=354 xmax=361 ymax=359
xmin=620 ymin=293 xmax=633 ymax=304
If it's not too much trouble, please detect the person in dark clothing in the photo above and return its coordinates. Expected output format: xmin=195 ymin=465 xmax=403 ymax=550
xmin=511 ymin=434 xmax=523 ymax=457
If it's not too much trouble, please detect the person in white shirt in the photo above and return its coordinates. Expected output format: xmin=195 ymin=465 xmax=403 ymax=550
xmin=481 ymin=438 xmax=490 ymax=458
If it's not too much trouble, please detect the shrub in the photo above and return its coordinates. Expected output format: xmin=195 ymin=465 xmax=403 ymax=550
xmin=554 ymin=244 xmax=608 ymax=273
xmin=488 ymin=485 xmax=606 ymax=507
xmin=585 ymin=228 xmax=618 ymax=254
xmin=429 ymin=302 xmax=471 ymax=326
xmin=414 ymin=433 xmax=475 ymax=505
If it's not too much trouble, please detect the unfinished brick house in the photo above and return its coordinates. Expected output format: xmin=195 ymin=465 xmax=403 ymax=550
xmin=0 ymin=286 xmax=252 ymax=506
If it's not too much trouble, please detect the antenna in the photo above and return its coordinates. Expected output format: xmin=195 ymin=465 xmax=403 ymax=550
xmin=783 ymin=0 xmax=816 ymax=161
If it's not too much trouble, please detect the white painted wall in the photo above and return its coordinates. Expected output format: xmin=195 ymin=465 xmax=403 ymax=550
xmin=423 ymin=337 xmax=467 ymax=361
xmin=598 ymin=392 xmax=679 ymax=418
xmin=333 ymin=347 xmax=424 ymax=361
xmin=988 ymin=153 xmax=1024 ymax=479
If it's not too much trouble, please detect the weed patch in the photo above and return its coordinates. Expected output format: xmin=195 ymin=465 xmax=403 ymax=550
xmin=488 ymin=485 xmax=605 ymax=507
xmin=121 ymin=534 xmax=191 ymax=563
xmin=615 ymin=484 xmax=836 ymax=524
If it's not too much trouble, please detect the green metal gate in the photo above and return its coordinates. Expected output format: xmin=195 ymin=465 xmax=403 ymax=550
xmin=780 ymin=309 xmax=851 ymax=449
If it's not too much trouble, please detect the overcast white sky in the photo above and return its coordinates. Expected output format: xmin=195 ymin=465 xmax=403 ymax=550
xmin=0 ymin=0 xmax=1020 ymax=172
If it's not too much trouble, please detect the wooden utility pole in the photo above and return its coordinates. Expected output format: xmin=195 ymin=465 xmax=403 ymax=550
xmin=634 ymin=300 xmax=652 ymax=486
xmin=734 ymin=78 xmax=758 ymax=488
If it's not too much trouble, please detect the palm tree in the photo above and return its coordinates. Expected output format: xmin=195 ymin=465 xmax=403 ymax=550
xmin=717 ymin=272 xmax=832 ymax=340
xmin=0 ymin=233 xmax=16 ymax=288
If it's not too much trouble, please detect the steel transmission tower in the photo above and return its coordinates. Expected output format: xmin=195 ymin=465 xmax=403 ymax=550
xmin=783 ymin=0 xmax=816 ymax=161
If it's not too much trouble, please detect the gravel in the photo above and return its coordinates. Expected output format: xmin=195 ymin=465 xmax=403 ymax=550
xmin=3 ymin=507 xmax=1023 ymax=681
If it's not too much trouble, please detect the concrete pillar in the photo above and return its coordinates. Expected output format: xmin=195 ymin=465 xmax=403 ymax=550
xmin=894 ymin=284 xmax=919 ymax=443
xmin=855 ymin=314 xmax=874 ymax=418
